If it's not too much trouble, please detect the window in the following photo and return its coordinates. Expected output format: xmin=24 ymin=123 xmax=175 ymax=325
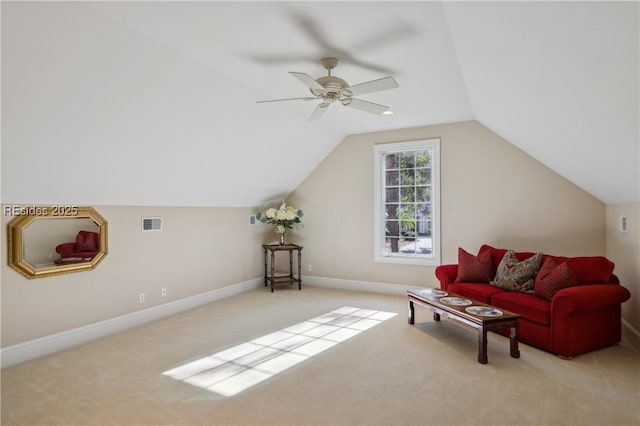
xmin=373 ymin=139 xmax=440 ymax=265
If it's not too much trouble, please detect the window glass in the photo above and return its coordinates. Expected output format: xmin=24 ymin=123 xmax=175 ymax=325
xmin=373 ymin=139 xmax=440 ymax=265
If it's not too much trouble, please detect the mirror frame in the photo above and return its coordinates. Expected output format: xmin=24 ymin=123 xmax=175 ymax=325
xmin=7 ymin=207 xmax=108 ymax=278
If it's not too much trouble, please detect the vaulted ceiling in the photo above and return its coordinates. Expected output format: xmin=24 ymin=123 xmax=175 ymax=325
xmin=2 ymin=1 xmax=638 ymax=206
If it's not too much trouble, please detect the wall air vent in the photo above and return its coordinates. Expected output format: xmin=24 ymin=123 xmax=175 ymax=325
xmin=142 ymin=217 xmax=163 ymax=232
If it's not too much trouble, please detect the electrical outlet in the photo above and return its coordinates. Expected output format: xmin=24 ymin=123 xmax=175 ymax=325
xmin=307 ymin=264 xmax=312 ymax=272
xmin=161 ymin=288 xmax=167 ymax=297
xmin=139 ymin=292 xmax=145 ymax=303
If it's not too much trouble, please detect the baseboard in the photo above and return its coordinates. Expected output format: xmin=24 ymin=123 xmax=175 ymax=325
xmin=1 ymin=278 xmax=262 ymax=368
xmin=622 ymin=319 xmax=640 ymax=351
xmin=7 ymin=274 xmax=634 ymax=368
xmin=303 ymin=275 xmax=412 ymax=296
xmin=622 ymin=319 xmax=640 ymax=337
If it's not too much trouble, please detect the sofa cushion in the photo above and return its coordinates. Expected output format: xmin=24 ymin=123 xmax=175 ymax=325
xmin=534 ymin=259 xmax=577 ymax=300
xmin=447 ymin=282 xmax=504 ymax=304
xmin=490 ymin=250 xmax=542 ymax=293
xmin=455 ymin=247 xmax=493 ymax=283
xmin=491 ymin=291 xmax=551 ymax=326
xmin=564 ymin=257 xmax=615 ymax=284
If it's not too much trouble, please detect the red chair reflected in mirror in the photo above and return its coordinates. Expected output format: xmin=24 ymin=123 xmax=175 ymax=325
xmin=55 ymin=231 xmax=99 ymax=264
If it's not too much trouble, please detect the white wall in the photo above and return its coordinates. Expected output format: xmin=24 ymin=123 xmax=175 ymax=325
xmin=288 ymin=120 xmax=606 ymax=288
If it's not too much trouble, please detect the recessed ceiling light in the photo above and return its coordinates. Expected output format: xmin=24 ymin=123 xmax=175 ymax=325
xmin=382 ymin=110 xmax=394 ymax=115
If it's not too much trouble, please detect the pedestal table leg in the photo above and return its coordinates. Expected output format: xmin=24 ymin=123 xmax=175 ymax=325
xmin=297 ymin=248 xmax=302 ymax=290
xmin=263 ymin=248 xmax=268 ymax=287
xmin=289 ymin=250 xmax=293 ymax=284
xmin=270 ymin=251 xmax=275 ymax=293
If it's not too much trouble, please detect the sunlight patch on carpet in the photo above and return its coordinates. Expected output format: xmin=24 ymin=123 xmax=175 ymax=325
xmin=162 ymin=306 xmax=397 ymax=396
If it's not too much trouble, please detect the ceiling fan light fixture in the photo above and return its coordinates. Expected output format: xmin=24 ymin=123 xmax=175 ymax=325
xmin=382 ymin=110 xmax=394 ymax=115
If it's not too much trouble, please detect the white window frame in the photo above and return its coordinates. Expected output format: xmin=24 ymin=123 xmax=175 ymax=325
xmin=373 ymin=139 xmax=441 ymax=266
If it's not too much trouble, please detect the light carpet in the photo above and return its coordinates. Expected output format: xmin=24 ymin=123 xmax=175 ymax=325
xmin=2 ymin=286 xmax=639 ymax=425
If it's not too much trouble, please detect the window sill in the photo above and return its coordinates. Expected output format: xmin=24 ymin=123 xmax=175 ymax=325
xmin=374 ymin=254 xmax=440 ymax=266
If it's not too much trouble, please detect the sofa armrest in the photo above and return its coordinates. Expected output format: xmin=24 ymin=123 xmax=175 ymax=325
xmin=552 ymin=284 xmax=631 ymax=316
xmin=551 ymin=283 xmax=630 ymax=357
xmin=435 ymin=264 xmax=458 ymax=290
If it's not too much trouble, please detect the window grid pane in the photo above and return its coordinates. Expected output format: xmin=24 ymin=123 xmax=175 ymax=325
xmin=383 ymin=150 xmax=433 ymax=257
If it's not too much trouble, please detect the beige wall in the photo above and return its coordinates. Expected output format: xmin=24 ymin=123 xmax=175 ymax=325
xmin=2 ymin=205 xmax=271 ymax=347
xmin=288 ymin=120 xmax=606 ymax=288
xmin=3 ymin=121 xmax=630 ymax=349
xmin=606 ymin=202 xmax=640 ymax=332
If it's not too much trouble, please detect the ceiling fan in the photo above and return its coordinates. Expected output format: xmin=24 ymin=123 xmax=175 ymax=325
xmin=257 ymin=57 xmax=399 ymax=120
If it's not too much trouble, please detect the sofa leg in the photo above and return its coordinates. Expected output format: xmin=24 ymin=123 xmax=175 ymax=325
xmin=557 ymin=355 xmax=572 ymax=360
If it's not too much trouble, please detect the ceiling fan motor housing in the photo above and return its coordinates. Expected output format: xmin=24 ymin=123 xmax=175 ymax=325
xmin=312 ymin=76 xmax=352 ymax=101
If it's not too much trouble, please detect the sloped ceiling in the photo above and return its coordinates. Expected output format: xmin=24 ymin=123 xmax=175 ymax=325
xmin=2 ymin=1 xmax=637 ymax=207
xmin=443 ymin=1 xmax=639 ymax=205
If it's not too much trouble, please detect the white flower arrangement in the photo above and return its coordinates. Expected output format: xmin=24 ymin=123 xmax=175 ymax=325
xmin=256 ymin=202 xmax=303 ymax=234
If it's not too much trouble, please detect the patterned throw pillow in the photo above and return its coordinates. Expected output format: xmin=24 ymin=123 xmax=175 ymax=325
xmin=534 ymin=259 xmax=577 ymax=300
xmin=490 ymin=250 xmax=542 ymax=292
xmin=455 ymin=247 xmax=493 ymax=282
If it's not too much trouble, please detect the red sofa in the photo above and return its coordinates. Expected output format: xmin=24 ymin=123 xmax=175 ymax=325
xmin=435 ymin=244 xmax=631 ymax=359
xmin=55 ymin=231 xmax=99 ymax=262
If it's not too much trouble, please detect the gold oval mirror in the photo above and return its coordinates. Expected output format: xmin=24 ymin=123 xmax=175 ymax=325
xmin=7 ymin=207 xmax=108 ymax=278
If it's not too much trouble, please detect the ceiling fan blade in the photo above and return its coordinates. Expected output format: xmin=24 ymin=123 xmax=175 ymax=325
xmin=344 ymin=98 xmax=390 ymax=115
xmin=347 ymin=77 xmax=399 ymax=97
xmin=308 ymin=103 xmax=329 ymax=121
xmin=287 ymin=11 xmax=397 ymax=74
xmin=257 ymin=96 xmax=317 ymax=103
xmin=290 ymin=72 xmax=326 ymax=93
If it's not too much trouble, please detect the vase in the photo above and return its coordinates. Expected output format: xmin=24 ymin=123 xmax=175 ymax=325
xmin=278 ymin=232 xmax=286 ymax=245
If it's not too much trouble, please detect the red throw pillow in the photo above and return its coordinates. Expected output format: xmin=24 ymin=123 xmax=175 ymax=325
xmin=534 ymin=259 xmax=577 ymax=300
xmin=76 ymin=232 xmax=96 ymax=252
xmin=455 ymin=247 xmax=493 ymax=282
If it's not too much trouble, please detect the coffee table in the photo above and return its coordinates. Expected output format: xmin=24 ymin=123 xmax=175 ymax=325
xmin=407 ymin=288 xmax=520 ymax=364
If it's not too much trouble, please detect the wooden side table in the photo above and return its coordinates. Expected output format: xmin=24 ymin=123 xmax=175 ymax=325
xmin=262 ymin=243 xmax=303 ymax=292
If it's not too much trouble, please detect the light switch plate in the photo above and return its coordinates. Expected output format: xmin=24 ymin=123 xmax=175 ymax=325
xmin=618 ymin=216 xmax=627 ymax=232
